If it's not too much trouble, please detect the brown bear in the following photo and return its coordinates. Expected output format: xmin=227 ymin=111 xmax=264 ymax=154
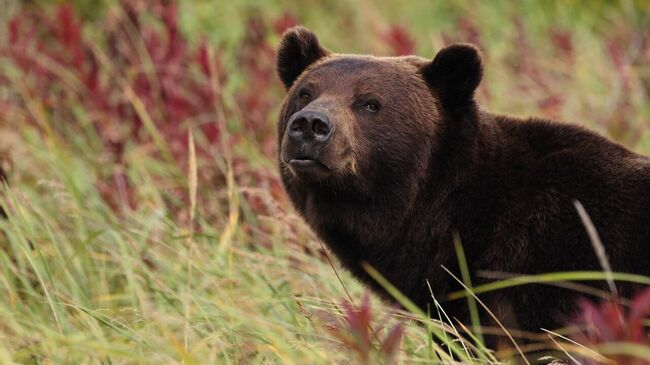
xmin=275 ymin=26 xmax=650 ymax=344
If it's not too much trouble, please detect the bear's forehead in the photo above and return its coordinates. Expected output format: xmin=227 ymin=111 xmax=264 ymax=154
xmin=299 ymin=55 xmax=427 ymax=93
xmin=311 ymin=55 xmax=423 ymax=74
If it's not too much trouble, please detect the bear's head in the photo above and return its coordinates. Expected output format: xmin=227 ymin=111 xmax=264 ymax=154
xmin=277 ymin=25 xmax=483 ymax=207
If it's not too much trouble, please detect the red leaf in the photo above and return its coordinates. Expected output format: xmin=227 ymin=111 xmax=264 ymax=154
xmin=383 ymin=25 xmax=415 ymax=56
xmin=8 ymin=16 xmax=19 ymax=44
xmin=272 ymin=11 xmax=298 ymax=35
xmin=380 ymin=323 xmax=404 ymax=357
xmin=56 ymin=4 xmax=83 ymax=67
xmin=630 ymin=288 xmax=650 ymax=322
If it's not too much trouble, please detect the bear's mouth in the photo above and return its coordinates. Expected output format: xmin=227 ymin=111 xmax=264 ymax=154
xmin=288 ymin=157 xmax=330 ymax=172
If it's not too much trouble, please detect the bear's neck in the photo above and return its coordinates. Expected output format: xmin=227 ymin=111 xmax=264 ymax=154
xmin=300 ymin=107 xmax=501 ymax=306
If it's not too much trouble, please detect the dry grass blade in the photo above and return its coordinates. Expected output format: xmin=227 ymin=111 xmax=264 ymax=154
xmin=541 ymin=328 xmax=607 ymax=364
xmin=218 ymin=163 xmax=240 ymax=251
xmin=544 ymin=334 xmax=580 ymax=365
xmin=319 ymin=240 xmax=353 ymax=303
xmin=477 ymin=270 xmax=626 ymax=305
xmin=123 ymin=84 xmax=175 ymax=165
xmin=573 ymin=200 xmax=619 ymax=298
xmin=188 ymin=130 xmax=198 ymax=227
xmin=441 ymin=265 xmax=530 ymax=365
xmin=426 ymin=279 xmax=472 ymax=359
xmin=185 ymin=129 xmax=198 ymax=350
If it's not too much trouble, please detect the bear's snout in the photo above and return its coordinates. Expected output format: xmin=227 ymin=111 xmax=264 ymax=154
xmin=282 ymin=109 xmax=338 ymax=176
xmin=287 ymin=110 xmax=334 ymax=145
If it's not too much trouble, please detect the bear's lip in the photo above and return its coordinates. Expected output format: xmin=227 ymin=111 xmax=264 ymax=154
xmin=288 ymin=158 xmax=330 ymax=171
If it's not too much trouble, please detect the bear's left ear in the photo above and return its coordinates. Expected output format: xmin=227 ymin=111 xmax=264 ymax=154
xmin=277 ymin=26 xmax=330 ymax=90
xmin=421 ymin=44 xmax=483 ymax=107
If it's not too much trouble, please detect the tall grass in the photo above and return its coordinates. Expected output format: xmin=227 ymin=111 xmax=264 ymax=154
xmin=0 ymin=0 xmax=649 ymax=363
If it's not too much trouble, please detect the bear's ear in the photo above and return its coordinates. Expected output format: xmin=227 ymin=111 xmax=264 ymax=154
xmin=421 ymin=44 xmax=483 ymax=107
xmin=277 ymin=26 xmax=330 ymax=90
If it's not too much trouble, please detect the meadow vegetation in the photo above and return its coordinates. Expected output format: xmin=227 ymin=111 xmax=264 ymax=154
xmin=0 ymin=1 xmax=649 ymax=363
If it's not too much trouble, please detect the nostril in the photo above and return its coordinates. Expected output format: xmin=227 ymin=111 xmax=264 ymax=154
xmin=288 ymin=112 xmax=332 ymax=141
xmin=312 ymin=118 xmax=331 ymax=137
xmin=290 ymin=117 xmax=306 ymax=134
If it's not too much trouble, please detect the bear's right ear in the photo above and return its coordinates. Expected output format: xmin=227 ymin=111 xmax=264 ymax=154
xmin=421 ymin=44 xmax=483 ymax=108
xmin=277 ymin=26 xmax=330 ymax=90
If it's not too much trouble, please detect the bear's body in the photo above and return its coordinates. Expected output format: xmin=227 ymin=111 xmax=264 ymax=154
xmin=275 ymin=26 xmax=650 ymax=339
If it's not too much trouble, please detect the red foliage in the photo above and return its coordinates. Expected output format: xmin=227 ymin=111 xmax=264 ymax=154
xmin=550 ymin=29 xmax=574 ymax=62
xmin=572 ymin=289 xmax=650 ymax=365
xmin=273 ymin=11 xmax=299 ymax=35
xmin=234 ymin=11 xmax=299 ymax=157
xmin=235 ymin=14 xmax=279 ymax=156
xmin=6 ymin=2 xmax=225 ymax=153
xmin=329 ymin=292 xmax=404 ymax=364
xmin=383 ymin=25 xmax=415 ymax=56
xmin=2 ymin=1 xmax=225 ymax=211
xmin=231 ymin=11 xmax=303 ymax=232
xmin=457 ymin=17 xmax=483 ymax=48
xmin=508 ymin=17 xmax=565 ymax=119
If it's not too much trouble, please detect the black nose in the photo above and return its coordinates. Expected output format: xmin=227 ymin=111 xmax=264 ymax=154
xmin=287 ymin=110 xmax=333 ymax=144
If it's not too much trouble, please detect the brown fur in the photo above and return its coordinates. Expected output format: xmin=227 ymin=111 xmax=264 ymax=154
xmin=276 ymin=26 xmax=650 ymax=343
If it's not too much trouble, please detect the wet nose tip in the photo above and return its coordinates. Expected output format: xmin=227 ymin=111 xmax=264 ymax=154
xmin=311 ymin=117 xmax=331 ymax=136
xmin=288 ymin=111 xmax=333 ymax=142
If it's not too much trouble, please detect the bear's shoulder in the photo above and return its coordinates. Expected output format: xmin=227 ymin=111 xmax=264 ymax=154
xmin=493 ymin=115 xmax=641 ymax=162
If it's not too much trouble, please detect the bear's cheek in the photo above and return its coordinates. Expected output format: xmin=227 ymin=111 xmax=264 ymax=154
xmin=356 ymin=120 xmax=432 ymax=173
xmin=319 ymin=135 xmax=356 ymax=173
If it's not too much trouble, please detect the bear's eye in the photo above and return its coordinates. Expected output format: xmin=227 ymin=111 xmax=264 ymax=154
xmin=362 ymin=100 xmax=380 ymax=113
xmin=299 ymin=91 xmax=311 ymax=103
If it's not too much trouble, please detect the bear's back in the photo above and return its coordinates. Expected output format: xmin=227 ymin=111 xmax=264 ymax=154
xmin=482 ymin=115 xmax=650 ymax=278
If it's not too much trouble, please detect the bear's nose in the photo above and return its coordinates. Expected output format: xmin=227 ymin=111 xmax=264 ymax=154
xmin=287 ymin=110 xmax=333 ymax=144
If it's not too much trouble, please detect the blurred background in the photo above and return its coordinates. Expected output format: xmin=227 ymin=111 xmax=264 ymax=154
xmin=0 ymin=0 xmax=649 ymax=363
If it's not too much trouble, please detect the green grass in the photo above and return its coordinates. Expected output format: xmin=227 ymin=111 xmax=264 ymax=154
xmin=1 ymin=0 xmax=649 ymax=363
